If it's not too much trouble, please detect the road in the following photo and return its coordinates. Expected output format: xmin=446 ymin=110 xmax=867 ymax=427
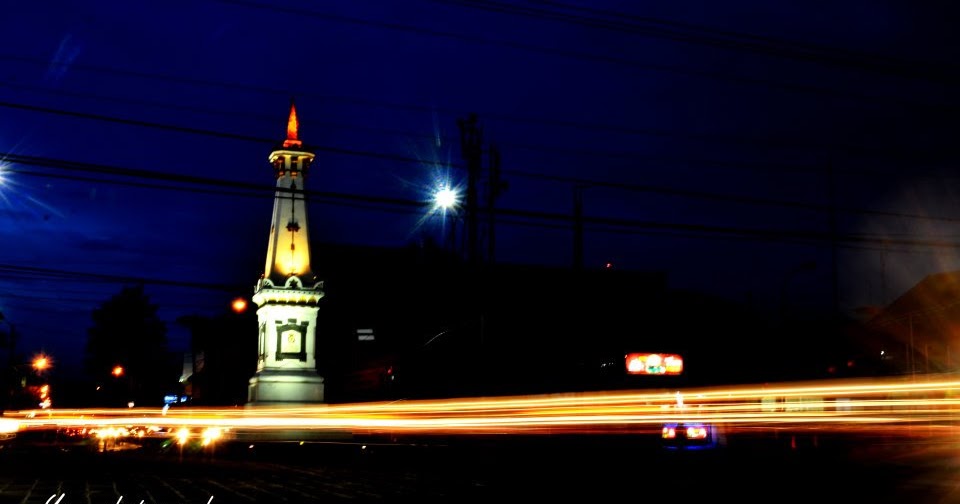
xmin=1 ymin=431 xmax=959 ymax=503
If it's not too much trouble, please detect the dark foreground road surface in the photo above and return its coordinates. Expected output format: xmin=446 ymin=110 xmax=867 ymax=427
xmin=1 ymin=431 xmax=958 ymax=503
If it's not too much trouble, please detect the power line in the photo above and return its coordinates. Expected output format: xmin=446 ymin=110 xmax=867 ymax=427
xmin=5 ymin=152 xmax=960 ymax=249
xmin=5 ymin=168 xmax=269 ymax=199
xmin=0 ymin=264 xmax=244 ymax=292
xmin=0 ymin=292 xmax=230 ymax=311
xmin=9 ymin=150 xmax=960 ymax=225
xmin=12 ymin=163 xmax=910 ymax=256
xmin=208 ymin=0 xmax=960 ymax=117
xmin=1 ymin=51 xmax=954 ymax=163
xmin=10 ymin=78 xmax=956 ymax=181
xmin=492 ymin=213 xmax=938 ymax=256
xmin=0 ymin=78 xmax=824 ymax=178
xmin=436 ymin=0 xmax=960 ymax=85
xmin=0 ymin=80 xmax=442 ymax=147
xmin=0 ymin=100 xmax=453 ymax=169
xmin=503 ymin=169 xmax=960 ymax=224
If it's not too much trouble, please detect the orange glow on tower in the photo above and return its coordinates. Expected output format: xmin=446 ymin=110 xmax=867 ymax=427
xmin=283 ymin=101 xmax=302 ymax=148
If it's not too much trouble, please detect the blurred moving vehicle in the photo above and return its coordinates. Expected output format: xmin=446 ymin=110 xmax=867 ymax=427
xmin=0 ymin=418 xmax=16 ymax=446
xmin=661 ymin=422 xmax=720 ymax=450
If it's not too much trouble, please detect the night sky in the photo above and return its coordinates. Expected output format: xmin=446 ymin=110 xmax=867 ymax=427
xmin=2 ymin=1 xmax=960 ymax=376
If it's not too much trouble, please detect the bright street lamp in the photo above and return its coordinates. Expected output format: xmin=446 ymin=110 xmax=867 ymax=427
xmin=231 ymin=297 xmax=248 ymax=313
xmin=112 ymin=365 xmax=124 ymax=378
xmin=434 ymin=186 xmax=459 ymax=210
xmin=32 ymin=355 xmax=50 ymax=372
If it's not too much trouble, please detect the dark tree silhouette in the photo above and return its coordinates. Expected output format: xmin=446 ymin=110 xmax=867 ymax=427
xmin=85 ymin=285 xmax=175 ymax=406
xmin=177 ymin=309 xmax=258 ymax=406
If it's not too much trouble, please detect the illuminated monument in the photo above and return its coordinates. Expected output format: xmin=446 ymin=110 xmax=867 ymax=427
xmin=247 ymin=102 xmax=326 ymax=405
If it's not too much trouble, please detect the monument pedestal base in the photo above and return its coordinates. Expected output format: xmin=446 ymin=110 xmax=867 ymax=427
xmin=247 ymin=370 xmax=325 ymax=405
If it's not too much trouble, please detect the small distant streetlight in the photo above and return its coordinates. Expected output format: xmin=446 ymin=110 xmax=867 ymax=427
xmin=32 ymin=355 xmax=50 ymax=372
xmin=434 ymin=186 xmax=459 ymax=210
xmin=176 ymin=427 xmax=190 ymax=462
xmin=201 ymin=427 xmax=222 ymax=447
xmin=231 ymin=297 xmax=248 ymax=313
xmin=112 ymin=365 xmax=124 ymax=378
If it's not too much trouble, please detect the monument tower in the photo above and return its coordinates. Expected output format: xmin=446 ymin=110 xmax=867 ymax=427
xmin=247 ymin=101 xmax=326 ymax=404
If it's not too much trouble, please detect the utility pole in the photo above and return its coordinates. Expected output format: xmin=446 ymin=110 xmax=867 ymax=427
xmin=458 ymin=114 xmax=483 ymax=266
xmin=459 ymin=115 xmax=486 ymax=361
xmin=573 ymin=185 xmax=584 ymax=270
xmin=486 ymin=143 xmax=506 ymax=264
xmin=447 ymin=213 xmax=458 ymax=254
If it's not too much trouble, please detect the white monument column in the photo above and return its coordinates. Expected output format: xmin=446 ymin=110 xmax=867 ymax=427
xmin=247 ymin=101 xmax=326 ymax=405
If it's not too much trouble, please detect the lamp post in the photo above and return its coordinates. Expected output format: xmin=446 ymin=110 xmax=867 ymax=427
xmin=32 ymin=355 xmax=50 ymax=373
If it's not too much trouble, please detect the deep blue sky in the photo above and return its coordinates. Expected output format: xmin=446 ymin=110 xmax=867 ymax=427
xmin=2 ymin=0 xmax=960 ymax=375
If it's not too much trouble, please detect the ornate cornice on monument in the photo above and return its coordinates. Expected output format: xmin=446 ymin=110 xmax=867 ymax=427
xmin=253 ymin=275 xmax=325 ymax=306
xmin=269 ymin=148 xmax=314 ymax=158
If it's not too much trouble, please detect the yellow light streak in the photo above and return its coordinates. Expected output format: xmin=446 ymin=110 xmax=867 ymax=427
xmin=6 ymin=374 xmax=960 ymax=439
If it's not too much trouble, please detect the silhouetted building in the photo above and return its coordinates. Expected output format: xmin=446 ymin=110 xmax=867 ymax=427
xmin=313 ymin=240 xmax=676 ymax=400
xmin=186 ymin=240 xmax=793 ymax=403
xmin=860 ymin=270 xmax=960 ymax=377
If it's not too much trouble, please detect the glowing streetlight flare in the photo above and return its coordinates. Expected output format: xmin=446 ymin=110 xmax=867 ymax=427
xmin=202 ymin=427 xmax=222 ymax=446
xmin=33 ymin=355 xmax=50 ymax=371
xmin=112 ymin=365 xmax=124 ymax=377
xmin=231 ymin=298 xmax=248 ymax=313
xmin=434 ymin=186 xmax=458 ymax=209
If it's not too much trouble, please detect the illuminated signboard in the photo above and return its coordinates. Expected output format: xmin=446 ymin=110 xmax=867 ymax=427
xmin=625 ymin=353 xmax=683 ymax=375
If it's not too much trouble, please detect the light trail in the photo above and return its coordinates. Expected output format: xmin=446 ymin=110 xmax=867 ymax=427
xmin=6 ymin=374 xmax=960 ymax=438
